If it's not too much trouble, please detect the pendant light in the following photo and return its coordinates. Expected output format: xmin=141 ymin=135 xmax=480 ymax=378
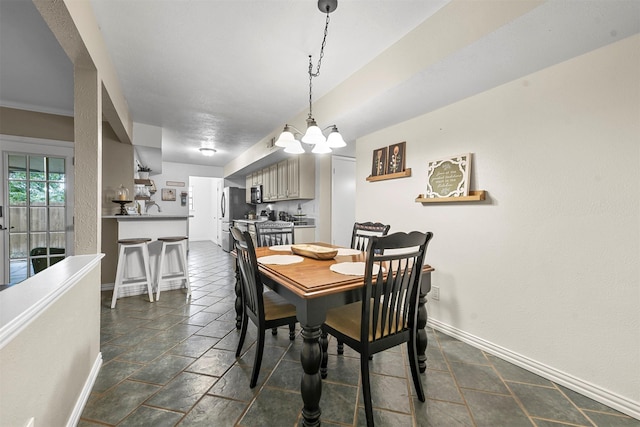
xmin=275 ymin=0 xmax=345 ymax=154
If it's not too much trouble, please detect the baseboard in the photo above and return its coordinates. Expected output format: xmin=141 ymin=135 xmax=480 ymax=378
xmin=66 ymin=352 xmax=102 ymax=427
xmin=427 ymin=319 xmax=639 ymax=420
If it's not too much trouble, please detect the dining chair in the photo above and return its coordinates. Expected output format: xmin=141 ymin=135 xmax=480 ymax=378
xmin=321 ymin=230 xmax=433 ymax=426
xmin=255 ymin=220 xmax=295 ymax=247
xmin=350 ymin=221 xmax=390 ymax=251
xmin=230 ymin=227 xmax=298 ymax=388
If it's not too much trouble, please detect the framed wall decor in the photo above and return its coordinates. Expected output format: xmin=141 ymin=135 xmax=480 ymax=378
xmin=387 ymin=141 xmax=406 ymax=174
xmin=371 ymin=146 xmax=388 ymax=176
xmin=161 ymin=188 xmax=177 ymax=201
xmin=425 ymin=153 xmax=472 ymax=198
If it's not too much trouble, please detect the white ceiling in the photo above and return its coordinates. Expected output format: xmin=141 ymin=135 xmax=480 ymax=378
xmin=1 ymin=0 xmax=639 ymax=175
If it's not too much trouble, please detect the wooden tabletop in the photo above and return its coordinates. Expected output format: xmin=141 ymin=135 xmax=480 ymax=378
xmin=255 ymin=243 xmax=434 ymax=300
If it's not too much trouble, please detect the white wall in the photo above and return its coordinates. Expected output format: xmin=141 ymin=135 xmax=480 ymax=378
xmin=355 ymin=35 xmax=639 ymax=416
xmin=146 ymin=161 xmax=223 ymax=215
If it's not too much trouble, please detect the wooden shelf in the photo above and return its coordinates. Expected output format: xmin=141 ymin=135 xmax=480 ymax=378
xmin=415 ymin=190 xmax=486 ymax=203
xmin=366 ymin=168 xmax=412 ymax=182
xmin=134 ymin=179 xmax=152 ymax=185
xmin=134 ymin=196 xmax=150 ymax=201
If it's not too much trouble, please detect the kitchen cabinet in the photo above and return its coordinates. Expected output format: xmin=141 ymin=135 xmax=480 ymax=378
xmin=287 ymin=158 xmax=300 ymax=198
xmin=277 ymin=160 xmax=288 ymax=200
xmin=263 ymin=166 xmax=277 ymax=202
xmin=294 ymin=227 xmax=315 ymax=244
xmin=245 ymin=175 xmax=252 ymax=203
xmin=245 ymin=154 xmax=315 ymax=202
xmin=252 ymin=171 xmax=262 ymax=186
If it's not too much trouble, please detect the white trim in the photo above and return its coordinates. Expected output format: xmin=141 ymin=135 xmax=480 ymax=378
xmin=0 ymin=101 xmax=74 ymax=117
xmin=0 ymin=133 xmax=74 ymax=148
xmin=66 ymin=352 xmax=102 ymax=427
xmin=0 ymin=254 xmax=104 ymax=349
xmin=427 ymin=318 xmax=640 ymax=420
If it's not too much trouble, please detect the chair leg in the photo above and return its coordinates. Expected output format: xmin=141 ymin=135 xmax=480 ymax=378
xmin=320 ymin=329 xmax=328 ymax=379
xmin=250 ymin=329 xmax=265 ymax=388
xmin=288 ymin=323 xmax=296 ymax=340
xmin=235 ymin=313 xmax=248 ymax=357
xmin=337 ymin=339 xmax=344 ymax=355
xmin=271 ymin=327 xmax=278 ymax=336
xmin=361 ymin=351 xmax=374 ymax=427
xmin=408 ymin=334 xmax=425 ymax=401
xmin=111 ymin=244 xmax=126 ymax=309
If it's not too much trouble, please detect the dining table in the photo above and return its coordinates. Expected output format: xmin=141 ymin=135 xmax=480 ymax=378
xmin=233 ymin=243 xmax=434 ymax=427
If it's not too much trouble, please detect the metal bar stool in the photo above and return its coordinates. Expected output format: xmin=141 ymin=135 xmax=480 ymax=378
xmin=111 ymin=238 xmax=154 ymax=308
xmin=156 ymin=236 xmax=191 ymax=301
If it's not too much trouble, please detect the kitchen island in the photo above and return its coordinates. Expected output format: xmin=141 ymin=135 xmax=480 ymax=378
xmin=101 ymin=215 xmax=192 ymax=294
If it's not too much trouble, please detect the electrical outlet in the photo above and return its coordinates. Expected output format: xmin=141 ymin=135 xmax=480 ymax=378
xmin=431 ymin=286 xmax=440 ymax=301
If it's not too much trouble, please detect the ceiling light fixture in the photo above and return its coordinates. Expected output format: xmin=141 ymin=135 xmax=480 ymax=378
xmin=275 ymin=0 xmax=346 ymax=155
xmin=199 ymin=147 xmax=217 ymax=157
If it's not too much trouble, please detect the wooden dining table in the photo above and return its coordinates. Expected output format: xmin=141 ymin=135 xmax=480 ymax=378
xmin=233 ymin=243 xmax=434 ymax=427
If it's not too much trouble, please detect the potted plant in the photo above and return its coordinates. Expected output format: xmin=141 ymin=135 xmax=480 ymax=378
xmin=138 ymin=165 xmax=151 ymax=179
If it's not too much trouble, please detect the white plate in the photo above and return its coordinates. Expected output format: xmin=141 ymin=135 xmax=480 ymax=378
xmin=269 ymin=244 xmax=292 ymax=252
xmin=336 ymin=248 xmax=362 ymax=256
xmin=330 ymin=262 xmax=383 ymax=276
xmin=257 ymin=255 xmax=303 ymax=265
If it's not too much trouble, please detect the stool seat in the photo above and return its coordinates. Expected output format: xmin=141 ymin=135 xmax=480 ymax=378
xmin=111 ymin=237 xmax=154 ymax=308
xmin=156 ymin=236 xmax=191 ymax=301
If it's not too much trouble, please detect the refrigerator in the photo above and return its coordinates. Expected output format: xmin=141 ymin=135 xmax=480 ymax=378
xmin=220 ymin=187 xmax=251 ymax=252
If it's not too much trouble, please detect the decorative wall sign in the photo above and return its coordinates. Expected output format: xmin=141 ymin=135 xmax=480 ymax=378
xmin=426 ymin=153 xmax=472 ymax=198
xmin=161 ymin=188 xmax=177 ymax=201
xmin=387 ymin=141 xmax=406 ymax=174
xmin=166 ymin=181 xmax=185 ymax=187
xmin=371 ymin=146 xmax=388 ymax=176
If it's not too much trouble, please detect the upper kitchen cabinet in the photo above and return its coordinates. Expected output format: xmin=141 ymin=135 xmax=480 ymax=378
xmin=247 ymin=154 xmax=315 ymax=203
xmin=263 ymin=166 xmax=277 ymax=202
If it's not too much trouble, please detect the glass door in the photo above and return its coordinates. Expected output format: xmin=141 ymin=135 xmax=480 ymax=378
xmin=2 ymin=152 xmax=70 ymax=285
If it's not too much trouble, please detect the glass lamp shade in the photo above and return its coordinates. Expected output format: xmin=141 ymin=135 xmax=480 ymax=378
xmin=284 ymin=139 xmax=305 ymax=154
xmin=275 ymin=129 xmax=296 ymax=148
xmin=199 ymin=147 xmax=216 ymax=157
xmin=116 ymin=185 xmax=130 ymax=201
xmin=326 ymin=127 xmax=346 ymax=148
xmin=311 ymin=139 xmax=332 ymax=154
xmin=301 ymin=124 xmax=326 ymax=145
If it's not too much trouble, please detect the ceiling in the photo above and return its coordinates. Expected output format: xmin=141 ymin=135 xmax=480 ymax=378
xmin=1 ymin=0 xmax=639 ymax=175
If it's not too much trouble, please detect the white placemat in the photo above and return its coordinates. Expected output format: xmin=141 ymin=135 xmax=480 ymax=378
xmin=257 ymin=255 xmax=303 ymax=265
xmin=330 ymin=262 xmax=383 ymax=276
xmin=336 ymin=248 xmax=362 ymax=256
xmin=269 ymin=244 xmax=292 ymax=252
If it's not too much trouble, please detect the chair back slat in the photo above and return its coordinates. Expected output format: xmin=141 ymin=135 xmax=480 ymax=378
xmin=230 ymin=227 xmax=264 ymax=319
xmin=351 ymin=222 xmax=390 ymax=252
xmin=362 ymin=231 xmax=433 ymax=343
xmin=255 ymin=221 xmax=295 ymax=247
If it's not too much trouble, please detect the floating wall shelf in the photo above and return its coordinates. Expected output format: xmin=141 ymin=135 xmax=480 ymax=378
xmin=415 ymin=190 xmax=486 ymax=203
xmin=366 ymin=168 xmax=412 ymax=182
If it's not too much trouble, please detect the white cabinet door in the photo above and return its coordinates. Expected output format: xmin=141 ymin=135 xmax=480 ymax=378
xmin=287 ymin=158 xmax=299 ymax=199
xmin=245 ymin=174 xmax=252 ymax=203
xmin=277 ymin=160 xmax=288 ymax=200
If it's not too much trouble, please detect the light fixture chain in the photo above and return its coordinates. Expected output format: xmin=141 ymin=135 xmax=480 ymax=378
xmin=308 ymin=11 xmax=331 ymax=119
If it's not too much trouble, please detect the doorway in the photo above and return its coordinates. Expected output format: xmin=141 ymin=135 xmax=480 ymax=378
xmin=331 ymin=156 xmax=356 ymax=247
xmin=187 ymin=176 xmax=222 ymax=244
xmin=0 ymin=136 xmax=74 ymax=285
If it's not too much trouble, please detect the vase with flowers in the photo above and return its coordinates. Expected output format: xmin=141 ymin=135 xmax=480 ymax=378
xmin=138 ymin=165 xmax=151 ymax=179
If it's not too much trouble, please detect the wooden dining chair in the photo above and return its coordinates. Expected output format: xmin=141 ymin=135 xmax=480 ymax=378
xmin=350 ymin=221 xmax=390 ymax=251
xmin=230 ymin=227 xmax=298 ymax=388
xmin=255 ymin=221 xmax=295 ymax=247
xmin=322 ymin=231 xmax=433 ymax=427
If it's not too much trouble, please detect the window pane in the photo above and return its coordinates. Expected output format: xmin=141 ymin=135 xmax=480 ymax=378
xmin=49 ymin=207 xmax=65 ymax=232
xmin=30 ymin=232 xmax=47 ymax=252
xmin=29 ymin=181 xmax=46 ymax=206
xmin=49 ymin=182 xmax=66 ymax=205
xmin=8 ymin=155 xmax=27 ymax=180
xmin=29 ymin=156 xmax=46 ymax=181
xmin=30 ymin=207 xmax=47 ymax=232
xmin=8 ymin=180 xmax=27 ymax=206
xmin=48 ymin=158 xmax=65 ymax=181
xmin=50 ymin=232 xmax=66 ymax=250
xmin=9 ymin=233 xmax=28 ymax=258
xmin=9 ymin=207 xmax=27 ymax=232
xmin=9 ymin=260 xmax=28 ymax=284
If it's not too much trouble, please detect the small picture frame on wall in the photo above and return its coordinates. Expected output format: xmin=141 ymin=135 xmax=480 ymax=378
xmin=387 ymin=141 xmax=406 ymax=174
xmin=161 ymin=188 xmax=176 ymax=201
xmin=371 ymin=146 xmax=388 ymax=176
xmin=425 ymin=153 xmax=472 ymax=198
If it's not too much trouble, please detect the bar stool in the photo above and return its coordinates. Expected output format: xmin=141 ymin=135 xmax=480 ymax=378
xmin=156 ymin=236 xmax=191 ymax=301
xmin=111 ymin=238 xmax=154 ymax=309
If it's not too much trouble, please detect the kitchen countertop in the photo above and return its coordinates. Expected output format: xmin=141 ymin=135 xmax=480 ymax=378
xmin=103 ymin=215 xmax=192 ymax=220
xmin=234 ymin=218 xmax=315 ymax=228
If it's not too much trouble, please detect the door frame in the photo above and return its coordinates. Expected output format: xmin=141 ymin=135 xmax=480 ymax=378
xmin=0 ymin=134 xmax=74 ymax=284
xmin=331 ymin=155 xmax=356 ymax=247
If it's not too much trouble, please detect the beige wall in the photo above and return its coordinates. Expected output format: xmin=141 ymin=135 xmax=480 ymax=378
xmin=0 ymin=257 xmax=102 ymax=426
xmin=355 ymin=35 xmax=640 ymax=415
xmin=0 ymin=107 xmax=74 ymax=141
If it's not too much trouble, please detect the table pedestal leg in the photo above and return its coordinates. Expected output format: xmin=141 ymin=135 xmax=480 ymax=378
xmin=234 ymin=259 xmax=242 ymax=329
xmin=416 ymin=290 xmax=428 ymax=373
xmin=300 ymin=326 xmax=322 ymax=427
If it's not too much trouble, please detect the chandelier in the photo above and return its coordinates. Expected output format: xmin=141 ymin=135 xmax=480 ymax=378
xmin=275 ymin=0 xmax=346 ymax=155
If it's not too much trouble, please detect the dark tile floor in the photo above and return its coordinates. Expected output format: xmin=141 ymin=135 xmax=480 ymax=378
xmin=79 ymin=241 xmax=638 ymax=427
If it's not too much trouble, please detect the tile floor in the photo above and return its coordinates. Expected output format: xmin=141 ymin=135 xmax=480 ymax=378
xmin=79 ymin=241 xmax=638 ymax=427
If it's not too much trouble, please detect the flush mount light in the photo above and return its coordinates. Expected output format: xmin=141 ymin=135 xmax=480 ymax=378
xmin=275 ymin=0 xmax=345 ymax=155
xmin=199 ymin=147 xmax=217 ymax=157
